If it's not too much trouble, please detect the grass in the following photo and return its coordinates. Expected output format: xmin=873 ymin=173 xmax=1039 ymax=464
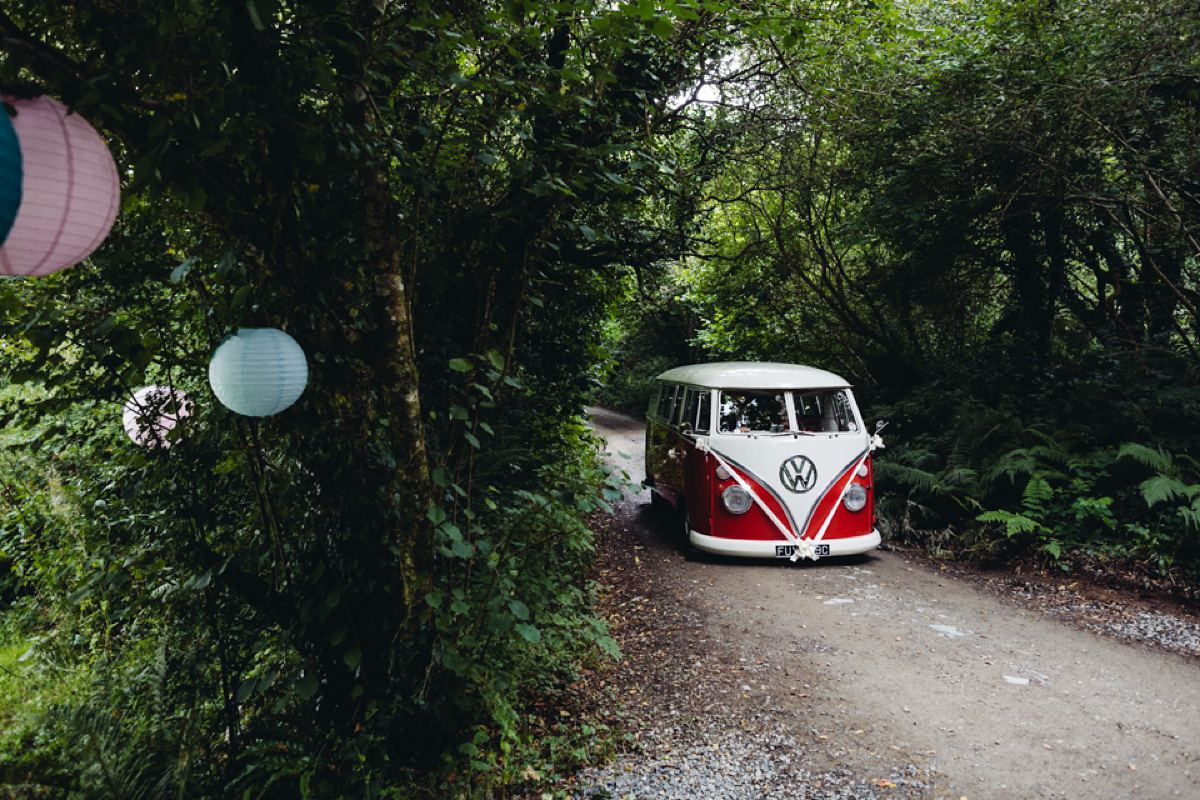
xmin=0 ymin=613 xmax=90 ymax=756
xmin=0 ymin=629 xmax=36 ymax=730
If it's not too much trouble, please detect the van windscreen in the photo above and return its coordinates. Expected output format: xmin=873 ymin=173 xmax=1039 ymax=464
xmin=718 ymin=389 xmax=858 ymax=434
xmin=718 ymin=391 xmax=787 ymax=433
xmin=796 ymin=390 xmax=858 ymax=432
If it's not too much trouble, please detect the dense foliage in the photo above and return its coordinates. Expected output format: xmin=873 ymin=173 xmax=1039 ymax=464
xmin=604 ymin=0 xmax=1200 ymax=581
xmin=2 ymin=0 xmax=1199 ymax=795
xmin=0 ymin=1 xmax=732 ymax=796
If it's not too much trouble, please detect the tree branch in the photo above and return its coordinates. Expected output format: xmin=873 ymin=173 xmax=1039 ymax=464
xmin=0 ymin=10 xmax=88 ymax=85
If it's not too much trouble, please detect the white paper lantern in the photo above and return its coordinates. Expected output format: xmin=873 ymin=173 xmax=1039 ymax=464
xmin=0 ymin=95 xmax=120 ymax=277
xmin=122 ymin=386 xmax=192 ymax=449
xmin=208 ymin=328 xmax=308 ymax=417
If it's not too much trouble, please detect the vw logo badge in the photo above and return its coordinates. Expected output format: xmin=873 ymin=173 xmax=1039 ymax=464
xmin=780 ymin=455 xmax=817 ymax=494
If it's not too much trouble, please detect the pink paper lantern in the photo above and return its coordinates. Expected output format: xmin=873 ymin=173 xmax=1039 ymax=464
xmin=0 ymin=95 xmax=120 ymax=277
xmin=122 ymin=386 xmax=192 ymax=449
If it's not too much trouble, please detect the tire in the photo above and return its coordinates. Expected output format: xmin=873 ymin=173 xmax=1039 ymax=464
xmin=650 ymin=487 xmax=669 ymax=516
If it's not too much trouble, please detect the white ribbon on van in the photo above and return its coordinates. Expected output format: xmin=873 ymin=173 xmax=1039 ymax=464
xmin=809 ymin=450 xmax=871 ymax=545
xmin=700 ymin=431 xmax=884 ymax=562
xmin=806 ymin=430 xmax=885 ymax=549
xmin=697 ymin=441 xmax=809 ymax=561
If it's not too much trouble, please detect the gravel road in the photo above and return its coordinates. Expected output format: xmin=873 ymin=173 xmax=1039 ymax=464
xmin=570 ymin=407 xmax=1200 ymax=800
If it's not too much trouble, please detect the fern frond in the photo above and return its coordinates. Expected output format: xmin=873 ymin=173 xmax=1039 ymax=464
xmin=1177 ymin=507 xmax=1200 ymax=532
xmin=892 ymin=447 xmax=939 ymax=471
xmin=943 ymin=466 xmax=978 ymax=486
xmin=875 ymin=461 xmax=943 ymax=494
xmin=1139 ymin=475 xmax=1195 ymax=507
xmin=1118 ymin=443 xmax=1177 ymax=475
xmin=977 ymin=509 xmax=1039 ymax=537
xmin=1025 ymin=428 xmax=1059 ymax=449
xmin=1025 ymin=443 xmax=1076 ymax=471
xmin=982 ymin=447 xmax=1036 ymax=488
xmin=1023 ymin=474 xmax=1054 ymax=504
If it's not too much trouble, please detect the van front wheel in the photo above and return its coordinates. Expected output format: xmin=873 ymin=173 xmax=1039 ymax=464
xmin=650 ymin=487 xmax=669 ymax=517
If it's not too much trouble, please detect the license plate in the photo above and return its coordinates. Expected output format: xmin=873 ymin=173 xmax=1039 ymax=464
xmin=776 ymin=543 xmax=830 ymax=558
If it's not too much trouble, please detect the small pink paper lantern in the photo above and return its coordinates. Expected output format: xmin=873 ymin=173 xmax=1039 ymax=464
xmin=0 ymin=95 xmax=120 ymax=277
xmin=122 ymin=386 xmax=192 ymax=449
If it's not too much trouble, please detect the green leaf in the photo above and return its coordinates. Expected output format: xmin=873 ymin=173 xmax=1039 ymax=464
xmin=231 ymin=284 xmax=252 ymax=309
xmin=508 ymin=599 xmax=530 ymax=620
xmin=235 ymin=678 xmax=256 ymax=703
xmin=344 ymin=647 xmax=362 ymax=669
xmin=596 ymin=634 xmax=620 ymax=659
xmin=245 ymin=0 xmax=264 ymax=30
xmin=515 ymin=623 xmax=541 ymax=643
xmin=449 ymin=358 xmax=472 ymax=372
xmin=295 ymin=674 xmax=319 ymax=699
xmin=171 ymin=257 xmax=198 ymax=283
xmin=432 ymin=466 xmax=451 ymax=487
xmin=185 ymin=187 xmax=208 ymax=213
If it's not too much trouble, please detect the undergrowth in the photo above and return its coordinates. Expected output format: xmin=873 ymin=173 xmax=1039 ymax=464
xmin=870 ymin=361 xmax=1200 ymax=594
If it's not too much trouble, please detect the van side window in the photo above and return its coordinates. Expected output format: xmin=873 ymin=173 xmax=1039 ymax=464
xmin=668 ymin=385 xmax=685 ymax=427
xmin=681 ymin=389 xmax=700 ymax=433
xmin=655 ymin=384 xmax=675 ymax=419
xmin=695 ymin=390 xmax=712 ymax=433
xmin=829 ymin=390 xmax=858 ymax=431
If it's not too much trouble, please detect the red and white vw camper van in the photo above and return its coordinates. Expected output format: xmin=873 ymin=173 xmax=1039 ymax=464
xmin=645 ymin=362 xmax=881 ymax=560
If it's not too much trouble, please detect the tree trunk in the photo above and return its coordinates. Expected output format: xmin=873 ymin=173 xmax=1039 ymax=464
xmin=348 ymin=0 xmax=435 ymax=621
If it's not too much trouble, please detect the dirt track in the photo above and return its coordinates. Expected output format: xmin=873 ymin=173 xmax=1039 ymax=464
xmin=584 ymin=406 xmax=1200 ymax=799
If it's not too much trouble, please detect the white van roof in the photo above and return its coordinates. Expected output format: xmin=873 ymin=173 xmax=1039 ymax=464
xmin=655 ymin=362 xmax=850 ymax=390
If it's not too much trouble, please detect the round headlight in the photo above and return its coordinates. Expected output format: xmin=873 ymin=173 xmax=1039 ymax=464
xmin=843 ymin=483 xmax=868 ymax=512
xmin=722 ymin=485 xmax=753 ymax=514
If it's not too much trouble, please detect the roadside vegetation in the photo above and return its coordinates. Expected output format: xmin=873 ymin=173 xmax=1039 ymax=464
xmin=0 ymin=0 xmax=1198 ymax=797
xmin=596 ymin=0 xmax=1200 ymax=596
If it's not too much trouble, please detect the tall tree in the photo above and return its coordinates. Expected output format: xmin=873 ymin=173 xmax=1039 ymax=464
xmin=682 ymin=0 xmax=1200 ymax=387
xmin=0 ymin=0 xmax=731 ymax=792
